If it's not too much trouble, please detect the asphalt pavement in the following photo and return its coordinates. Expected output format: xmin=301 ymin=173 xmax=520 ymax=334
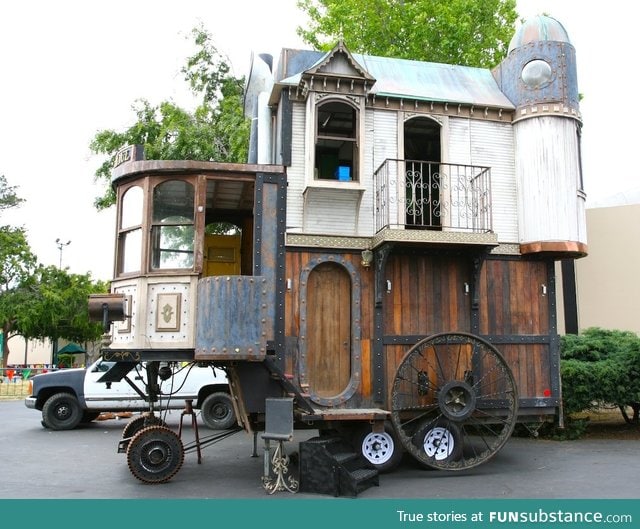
xmin=1 ymin=399 xmax=638 ymax=500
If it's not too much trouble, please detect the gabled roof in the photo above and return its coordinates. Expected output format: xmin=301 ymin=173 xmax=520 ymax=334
xmin=302 ymin=40 xmax=375 ymax=82
xmin=274 ymin=46 xmax=514 ymax=109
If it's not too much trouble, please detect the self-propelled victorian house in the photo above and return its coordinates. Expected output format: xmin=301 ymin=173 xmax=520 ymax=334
xmin=98 ymin=15 xmax=586 ymax=493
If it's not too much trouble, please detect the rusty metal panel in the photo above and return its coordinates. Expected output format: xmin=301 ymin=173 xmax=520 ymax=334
xmin=194 ymin=276 xmax=268 ymax=361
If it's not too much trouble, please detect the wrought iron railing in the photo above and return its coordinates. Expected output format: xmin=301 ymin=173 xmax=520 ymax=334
xmin=374 ymin=159 xmax=492 ymax=233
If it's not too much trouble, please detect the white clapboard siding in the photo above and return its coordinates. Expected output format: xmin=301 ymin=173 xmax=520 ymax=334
xmin=447 ymin=118 xmax=518 ymax=243
xmin=370 ymin=109 xmax=399 ymax=229
xmin=286 ymin=102 xmax=307 ymax=232
xmin=469 ymin=119 xmax=518 ymax=243
xmin=515 ymin=116 xmax=585 ymax=244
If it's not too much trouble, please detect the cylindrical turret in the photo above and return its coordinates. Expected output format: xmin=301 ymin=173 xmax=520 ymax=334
xmin=493 ymin=15 xmax=587 ymax=256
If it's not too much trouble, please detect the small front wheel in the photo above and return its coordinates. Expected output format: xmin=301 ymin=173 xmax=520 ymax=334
xmin=42 ymin=392 xmax=83 ymax=430
xmin=126 ymin=426 xmax=184 ymax=484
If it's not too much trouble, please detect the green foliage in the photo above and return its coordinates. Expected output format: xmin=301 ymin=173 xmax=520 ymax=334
xmin=559 ymin=328 xmax=640 ymax=423
xmin=13 ymin=266 xmax=108 ymax=344
xmin=0 ymin=175 xmax=25 ymax=214
xmin=89 ymin=25 xmax=250 ymax=210
xmin=296 ymin=0 xmax=518 ymax=68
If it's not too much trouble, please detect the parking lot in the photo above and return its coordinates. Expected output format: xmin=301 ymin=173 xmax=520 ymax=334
xmin=1 ymin=398 xmax=639 ymax=500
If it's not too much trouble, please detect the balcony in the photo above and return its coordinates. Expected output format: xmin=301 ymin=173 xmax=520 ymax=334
xmin=373 ymin=159 xmax=497 ymax=247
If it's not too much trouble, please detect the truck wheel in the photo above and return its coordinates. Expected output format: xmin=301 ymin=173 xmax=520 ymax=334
xmin=42 ymin=392 xmax=83 ymax=430
xmin=200 ymin=392 xmax=236 ymax=430
xmin=353 ymin=422 xmax=403 ymax=473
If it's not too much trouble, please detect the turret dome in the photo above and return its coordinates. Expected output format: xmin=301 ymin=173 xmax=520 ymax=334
xmin=508 ymin=15 xmax=571 ymax=55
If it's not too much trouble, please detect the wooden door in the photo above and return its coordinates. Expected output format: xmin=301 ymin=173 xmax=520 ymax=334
xmin=306 ymin=262 xmax=351 ymax=397
xmin=204 ymin=234 xmax=241 ymax=276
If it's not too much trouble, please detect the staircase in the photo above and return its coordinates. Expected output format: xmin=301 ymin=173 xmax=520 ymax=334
xmin=299 ymin=436 xmax=379 ymax=497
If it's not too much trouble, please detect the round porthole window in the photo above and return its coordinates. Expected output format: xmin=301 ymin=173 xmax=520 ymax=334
xmin=521 ymin=59 xmax=553 ymax=89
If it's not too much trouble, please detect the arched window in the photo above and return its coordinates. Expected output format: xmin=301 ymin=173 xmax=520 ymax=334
xmin=118 ymin=185 xmax=143 ymax=274
xmin=315 ymin=100 xmax=358 ymax=181
xmin=150 ymin=180 xmax=195 ymax=270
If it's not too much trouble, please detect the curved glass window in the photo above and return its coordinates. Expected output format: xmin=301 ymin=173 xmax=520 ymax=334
xmin=151 ymin=180 xmax=195 ymax=269
xmin=521 ymin=59 xmax=553 ymax=89
xmin=118 ymin=185 xmax=143 ymax=274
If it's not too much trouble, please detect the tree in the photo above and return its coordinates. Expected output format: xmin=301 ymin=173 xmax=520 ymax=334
xmin=90 ymin=25 xmax=250 ymax=210
xmin=0 ymin=226 xmax=38 ymax=367
xmin=0 ymin=175 xmax=35 ymax=367
xmin=296 ymin=0 xmax=518 ymax=68
xmin=0 ymin=175 xmax=25 ymax=213
xmin=11 ymin=266 xmax=108 ymax=365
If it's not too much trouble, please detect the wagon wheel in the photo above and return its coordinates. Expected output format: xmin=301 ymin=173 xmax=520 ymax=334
xmin=126 ymin=426 xmax=184 ymax=484
xmin=391 ymin=332 xmax=518 ymax=471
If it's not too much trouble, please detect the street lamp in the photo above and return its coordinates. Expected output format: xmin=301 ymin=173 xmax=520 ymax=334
xmin=55 ymin=238 xmax=71 ymax=269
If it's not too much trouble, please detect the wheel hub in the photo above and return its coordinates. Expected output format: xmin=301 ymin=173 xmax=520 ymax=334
xmin=423 ymin=427 xmax=455 ymax=460
xmin=438 ymin=380 xmax=476 ymax=421
xmin=362 ymin=432 xmax=394 ymax=464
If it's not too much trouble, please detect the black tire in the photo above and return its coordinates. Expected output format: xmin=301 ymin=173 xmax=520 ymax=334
xmin=42 ymin=392 xmax=83 ymax=430
xmin=126 ymin=426 xmax=184 ymax=484
xmin=353 ymin=422 xmax=404 ymax=473
xmin=200 ymin=392 xmax=236 ymax=430
xmin=122 ymin=415 xmax=167 ymax=440
xmin=80 ymin=411 xmax=101 ymax=423
xmin=412 ymin=418 xmax=463 ymax=466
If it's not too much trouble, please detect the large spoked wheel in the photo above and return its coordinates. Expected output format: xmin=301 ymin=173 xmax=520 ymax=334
xmin=391 ymin=332 xmax=518 ymax=471
xmin=126 ymin=426 xmax=184 ymax=484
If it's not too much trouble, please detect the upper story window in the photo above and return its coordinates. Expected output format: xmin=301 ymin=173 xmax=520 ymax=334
xmin=118 ymin=185 xmax=143 ymax=274
xmin=151 ymin=180 xmax=195 ymax=270
xmin=315 ymin=100 xmax=358 ymax=182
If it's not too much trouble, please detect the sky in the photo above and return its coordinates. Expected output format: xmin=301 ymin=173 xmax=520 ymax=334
xmin=0 ymin=0 xmax=637 ymax=281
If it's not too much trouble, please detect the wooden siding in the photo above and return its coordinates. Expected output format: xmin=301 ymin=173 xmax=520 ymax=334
xmin=500 ymin=343 xmax=552 ymax=399
xmin=477 ymin=258 xmax=553 ymax=401
xmin=284 ymin=250 xmax=376 ymax=404
xmin=383 ymin=253 xmax=471 ymax=335
xmin=478 ymin=259 xmax=549 ymax=336
xmin=284 ymin=249 xmax=556 ymax=410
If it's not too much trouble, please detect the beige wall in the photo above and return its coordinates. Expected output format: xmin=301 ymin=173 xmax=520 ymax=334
xmin=575 ymin=204 xmax=640 ymax=334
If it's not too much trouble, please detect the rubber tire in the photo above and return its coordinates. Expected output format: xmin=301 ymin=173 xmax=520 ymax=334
xmin=412 ymin=419 xmax=463 ymax=465
xmin=42 ymin=392 xmax=83 ymax=430
xmin=354 ymin=422 xmax=404 ymax=473
xmin=200 ymin=392 xmax=236 ymax=430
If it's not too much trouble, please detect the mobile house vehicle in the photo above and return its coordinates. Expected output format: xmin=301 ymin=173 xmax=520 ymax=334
xmin=93 ymin=16 xmax=586 ymax=492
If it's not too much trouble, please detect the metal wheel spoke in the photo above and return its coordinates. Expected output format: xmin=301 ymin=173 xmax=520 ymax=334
xmin=391 ymin=332 xmax=518 ymax=471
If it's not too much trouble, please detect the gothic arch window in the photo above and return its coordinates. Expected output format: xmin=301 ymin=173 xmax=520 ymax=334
xmin=315 ymin=99 xmax=358 ymax=182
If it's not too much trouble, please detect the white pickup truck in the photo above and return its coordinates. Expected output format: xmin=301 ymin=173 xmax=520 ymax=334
xmin=25 ymin=359 xmax=235 ymax=431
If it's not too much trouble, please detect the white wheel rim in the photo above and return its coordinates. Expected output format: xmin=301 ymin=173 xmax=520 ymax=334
xmin=423 ymin=427 xmax=455 ymax=460
xmin=361 ymin=431 xmax=395 ymax=465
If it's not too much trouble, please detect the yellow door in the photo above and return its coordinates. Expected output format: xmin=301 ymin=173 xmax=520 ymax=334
xmin=204 ymin=234 xmax=241 ymax=276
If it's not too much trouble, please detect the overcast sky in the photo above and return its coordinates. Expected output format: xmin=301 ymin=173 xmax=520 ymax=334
xmin=0 ymin=0 xmax=636 ymax=281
